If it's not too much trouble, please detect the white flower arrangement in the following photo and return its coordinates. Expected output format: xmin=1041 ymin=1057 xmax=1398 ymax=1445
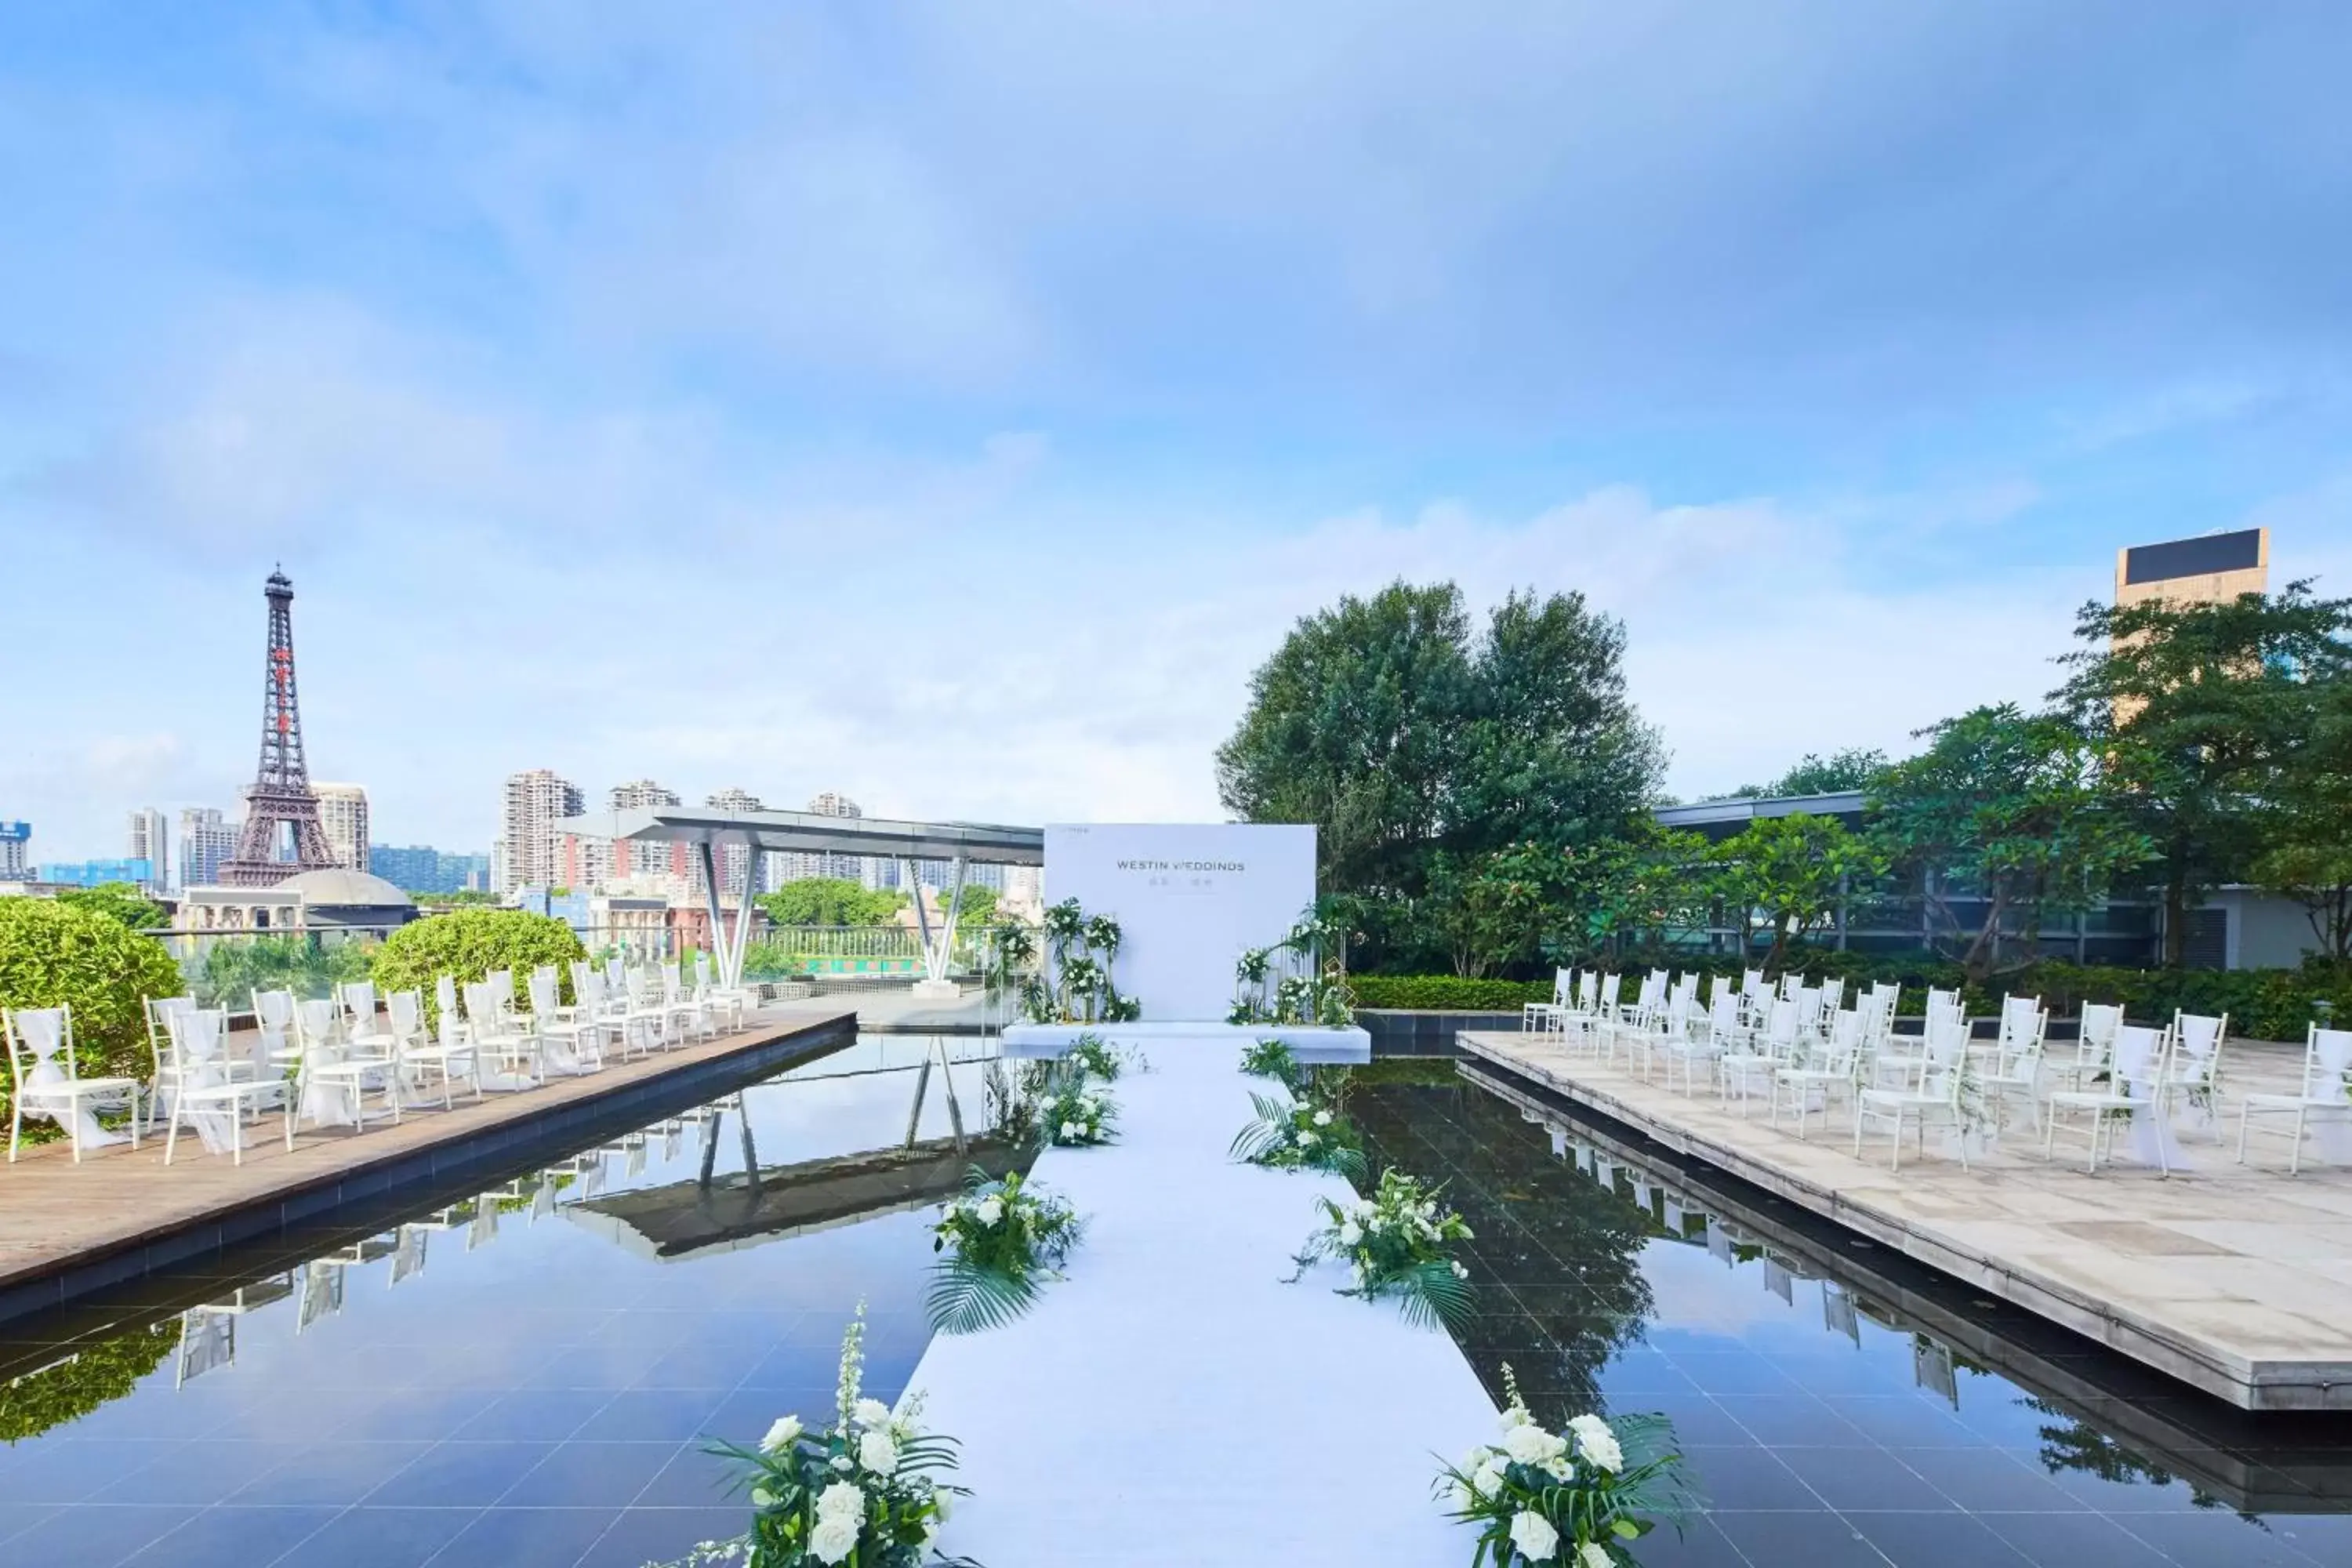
xmin=1058 ymin=1031 xmax=1145 ymax=1082
xmin=1229 ymin=1091 xmax=1367 ymax=1178
xmin=666 ymin=1306 xmax=968 ymax=1568
xmin=1434 ymin=1366 xmax=1692 ymax=1566
xmin=1041 ymin=1080 xmax=1117 ymax=1146
xmin=926 ymin=1167 xmax=1085 ymax=1334
xmin=1287 ymin=1167 xmax=1475 ymax=1329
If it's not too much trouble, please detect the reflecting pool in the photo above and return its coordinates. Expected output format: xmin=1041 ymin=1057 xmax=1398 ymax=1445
xmin=0 ymin=1034 xmax=1003 ymax=1568
xmin=10 ymin=1039 xmax=2352 ymax=1568
xmin=1348 ymin=1060 xmax=2352 ymax=1568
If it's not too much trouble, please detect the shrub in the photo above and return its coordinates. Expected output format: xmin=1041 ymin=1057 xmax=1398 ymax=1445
xmin=0 ymin=898 xmax=187 ymax=1128
xmin=1352 ymin=975 xmax=1552 ymax=1011
xmin=371 ymin=909 xmax=587 ymax=1024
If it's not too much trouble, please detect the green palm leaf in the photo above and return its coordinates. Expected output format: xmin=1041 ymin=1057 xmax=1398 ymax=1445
xmin=1381 ymin=1257 xmax=1475 ymax=1331
xmin=925 ymin=1257 xmax=1040 ymax=1336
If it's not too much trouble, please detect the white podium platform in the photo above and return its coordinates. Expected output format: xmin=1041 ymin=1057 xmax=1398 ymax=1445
xmin=1000 ymin=1021 xmax=1370 ymax=1064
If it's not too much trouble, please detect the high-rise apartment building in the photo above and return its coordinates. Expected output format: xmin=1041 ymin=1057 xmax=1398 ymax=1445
xmin=372 ymin=844 xmax=497 ymax=893
xmin=706 ymin=788 xmax=764 ymax=895
xmin=126 ymin=809 xmax=169 ymax=891
xmin=778 ymin=790 xmax=867 ymax=885
xmin=0 ymin=821 xmax=29 ymax=880
xmin=178 ymin=808 xmax=238 ymax=887
xmin=498 ymin=769 xmax=585 ymax=892
xmin=313 ymin=783 xmax=371 ymax=872
xmin=594 ymin=779 xmax=684 ymax=888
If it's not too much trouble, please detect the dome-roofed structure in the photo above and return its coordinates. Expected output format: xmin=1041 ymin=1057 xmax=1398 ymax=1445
xmin=274 ymin=866 xmax=419 ymax=929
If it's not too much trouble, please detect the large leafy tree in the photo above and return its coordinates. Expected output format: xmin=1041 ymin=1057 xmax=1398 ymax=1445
xmin=1217 ymin=582 xmax=1663 ymax=931
xmin=2251 ymin=676 xmax=2352 ymax=960
xmin=1217 ymin=582 xmax=1474 ymax=899
xmin=2053 ymin=581 xmax=2352 ymax=964
xmin=1867 ymin=706 xmax=2151 ymax=983
xmin=1708 ymin=812 xmax=1886 ymax=975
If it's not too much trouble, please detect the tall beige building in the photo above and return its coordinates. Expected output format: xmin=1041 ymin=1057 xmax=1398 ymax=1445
xmin=312 ymin=783 xmax=371 ymax=873
xmin=497 ymin=768 xmax=584 ymax=892
xmin=2115 ymin=527 xmax=2268 ymax=612
xmin=126 ymin=808 xmax=169 ymax=890
xmin=2113 ymin=528 xmax=2270 ymax=728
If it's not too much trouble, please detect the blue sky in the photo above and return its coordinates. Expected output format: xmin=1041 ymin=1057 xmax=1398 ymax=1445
xmin=4 ymin=2 xmax=2348 ymax=858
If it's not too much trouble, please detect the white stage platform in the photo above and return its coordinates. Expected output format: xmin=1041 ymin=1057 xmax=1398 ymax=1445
xmin=1000 ymin=1021 xmax=1371 ymax=1063
xmin=909 ymin=1036 xmax=1491 ymax=1564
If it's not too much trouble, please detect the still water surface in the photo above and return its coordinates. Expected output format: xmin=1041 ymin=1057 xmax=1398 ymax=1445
xmin=2 ymin=1040 xmax=2348 ymax=1567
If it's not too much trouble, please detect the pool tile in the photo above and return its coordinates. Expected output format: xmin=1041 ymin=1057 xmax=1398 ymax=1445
xmin=229 ymin=1440 xmax=438 ymax=1506
xmin=429 ymin=1504 xmax=619 ymax=1568
xmin=122 ymin=1503 xmax=341 ymax=1567
xmin=1977 ymin=1510 xmax=2177 ymax=1566
xmin=575 ymin=1506 xmax=746 ymax=1567
xmin=572 ymin=1388 xmax=729 ymax=1443
xmin=1711 ymin=1508 xmax=1894 ymax=1566
xmin=1 ymin=1503 xmax=198 ymax=1567
xmin=274 ymin=1504 xmax=485 ymax=1568
xmin=450 ymin=1390 xmax=614 ymax=1443
xmin=1776 ymin=1446 xmax=1950 ymax=1512
xmin=365 ymin=1441 xmax=551 ymax=1508
xmin=498 ymin=1442 xmax=681 ymax=1507
xmin=1849 ymin=1511 xmax=2030 ymax=1566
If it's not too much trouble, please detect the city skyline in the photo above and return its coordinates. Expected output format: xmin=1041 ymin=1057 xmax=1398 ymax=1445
xmin=5 ymin=6 xmax=2347 ymax=854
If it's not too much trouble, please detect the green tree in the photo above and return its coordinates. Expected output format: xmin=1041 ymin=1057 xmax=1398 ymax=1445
xmin=1217 ymin=581 xmax=1474 ymax=900
xmin=0 ymin=898 xmax=186 ymax=1128
xmin=2053 ymin=581 xmax=2352 ymax=964
xmin=371 ymin=909 xmax=586 ymax=1025
xmin=54 ymin=882 xmax=167 ymax=932
xmin=757 ymin=877 xmax=907 ymax=927
xmin=1216 ymin=582 xmax=1663 ymax=927
xmin=1867 ymin=706 xmax=2152 ymax=983
xmin=1730 ymin=746 xmax=1889 ymax=800
xmin=194 ymin=933 xmax=375 ymax=1008
xmin=1710 ymin=812 xmax=1886 ymax=975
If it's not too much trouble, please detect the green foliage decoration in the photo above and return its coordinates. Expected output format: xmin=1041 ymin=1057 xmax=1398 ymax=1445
xmin=370 ymin=909 xmax=586 ymax=1025
xmin=0 ymin=898 xmax=185 ymax=1129
xmin=925 ymin=1167 xmax=1084 ymax=1336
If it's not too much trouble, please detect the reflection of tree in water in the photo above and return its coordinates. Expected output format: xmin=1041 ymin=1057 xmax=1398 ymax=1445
xmin=0 ymin=1319 xmax=180 ymax=1443
xmin=2022 ymin=1399 xmax=2232 ymax=1512
xmin=1347 ymin=1080 xmax=1657 ymax=1421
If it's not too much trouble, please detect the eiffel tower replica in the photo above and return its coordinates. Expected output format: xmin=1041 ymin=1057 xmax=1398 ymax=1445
xmin=219 ymin=569 xmax=339 ymax=886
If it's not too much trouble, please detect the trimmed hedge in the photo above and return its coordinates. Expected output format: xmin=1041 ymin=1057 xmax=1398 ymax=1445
xmin=1354 ymin=954 xmax=2352 ymax=1041
xmin=372 ymin=909 xmax=587 ymax=1025
xmin=0 ymin=898 xmax=187 ymax=1130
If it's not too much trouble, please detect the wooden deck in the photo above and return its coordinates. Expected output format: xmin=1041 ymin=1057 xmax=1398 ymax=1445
xmin=0 ymin=1005 xmax=856 ymax=1320
xmin=1458 ymin=1029 xmax=2352 ymax=1411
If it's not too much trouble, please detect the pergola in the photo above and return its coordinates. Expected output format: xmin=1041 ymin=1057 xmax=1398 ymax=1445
xmin=553 ymin=805 xmax=1044 ymax=990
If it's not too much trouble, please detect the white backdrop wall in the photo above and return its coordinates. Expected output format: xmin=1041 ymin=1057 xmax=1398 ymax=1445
xmin=1044 ymin=824 xmax=1316 ymax=1022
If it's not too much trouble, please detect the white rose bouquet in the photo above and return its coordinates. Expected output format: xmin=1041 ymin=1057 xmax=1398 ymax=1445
xmin=1229 ymin=1091 xmax=1367 ymax=1178
xmin=926 ymin=1167 xmax=1084 ymax=1334
xmin=1041 ymin=1079 xmax=1116 ymax=1146
xmin=681 ymin=1307 xmax=971 ymax=1568
xmin=1287 ymin=1167 xmax=1475 ymax=1329
xmin=1433 ymin=1366 xmax=1692 ymax=1566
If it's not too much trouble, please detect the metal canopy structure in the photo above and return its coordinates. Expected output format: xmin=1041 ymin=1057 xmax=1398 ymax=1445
xmin=554 ymin=806 xmax=1044 ymax=991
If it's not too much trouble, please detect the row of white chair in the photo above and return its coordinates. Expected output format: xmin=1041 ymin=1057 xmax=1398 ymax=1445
xmin=3 ymin=954 xmax=757 ymax=1165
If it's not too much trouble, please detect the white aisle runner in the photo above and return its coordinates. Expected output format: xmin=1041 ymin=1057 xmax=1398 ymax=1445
xmin=912 ymin=1039 xmax=1494 ymax=1565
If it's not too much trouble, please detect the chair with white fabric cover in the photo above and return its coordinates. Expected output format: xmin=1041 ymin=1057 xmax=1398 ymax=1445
xmin=2045 ymin=1022 xmax=2172 ymax=1174
xmin=5 ymin=1004 xmax=142 ymax=1162
xmin=528 ymin=967 xmax=602 ymax=1075
xmin=2237 ymin=1025 xmax=2352 ymax=1174
xmin=391 ymin=986 xmax=477 ymax=1109
xmin=249 ymin=987 xmax=303 ymax=1074
xmin=144 ymin=993 xmax=245 ymax=1135
xmin=287 ymin=996 xmax=401 ymax=1143
xmin=163 ymin=1007 xmax=281 ymax=1165
xmin=691 ymin=953 xmax=748 ymax=1034
xmin=1976 ymin=997 xmax=2048 ymax=1134
xmin=659 ymin=960 xmax=714 ymax=1044
xmin=338 ymin=980 xmax=394 ymax=1058
xmin=466 ymin=978 xmax=543 ymax=1089
xmin=2155 ymin=1011 xmax=2230 ymax=1139
xmin=2051 ymin=1002 xmax=2123 ymax=1094
xmin=1854 ymin=1018 xmax=1972 ymax=1172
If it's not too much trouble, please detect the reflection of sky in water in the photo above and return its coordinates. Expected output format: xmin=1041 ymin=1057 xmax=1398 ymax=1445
xmin=0 ymin=1036 xmax=995 ymax=1568
xmin=1350 ymin=1076 xmax=2352 ymax=1568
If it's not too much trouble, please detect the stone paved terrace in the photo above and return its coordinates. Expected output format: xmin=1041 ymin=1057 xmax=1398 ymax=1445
xmin=0 ymin=1005 xmax=857 ymax=1322
xmin=1457 ymin=1029 xmax=2352 ymax=1412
